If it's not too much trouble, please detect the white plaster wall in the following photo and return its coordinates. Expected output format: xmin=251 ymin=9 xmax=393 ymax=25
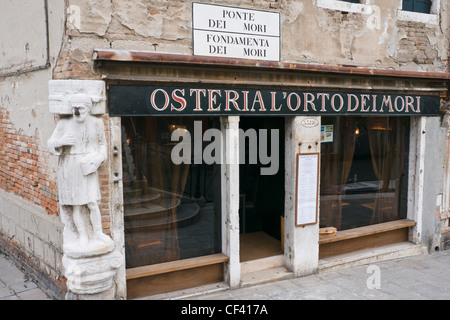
xmin=0 ymin=0 xmax=66 ymax=156
xmin=0 ymin=0 xmax=49 ymax=75
xmin=0 ymin=0 xmax=67 ymax=287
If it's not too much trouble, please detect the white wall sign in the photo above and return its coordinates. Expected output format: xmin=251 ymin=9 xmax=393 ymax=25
xmin=192 ymin=2 xmax=280 ymax=61
xmin=295 ymin=153 xmax=319 ymax=227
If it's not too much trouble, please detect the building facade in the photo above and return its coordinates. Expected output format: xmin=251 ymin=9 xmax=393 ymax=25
xmin=0 ymin=0 xmax=449 ymax=299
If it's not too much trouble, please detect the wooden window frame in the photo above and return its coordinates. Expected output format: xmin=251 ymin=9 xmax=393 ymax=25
xmin=319 ymin=219 xmax=416 ymax=259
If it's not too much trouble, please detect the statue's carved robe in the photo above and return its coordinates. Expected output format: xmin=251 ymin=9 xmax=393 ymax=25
xmin=48 ymin=115 xmax=107 ymax=205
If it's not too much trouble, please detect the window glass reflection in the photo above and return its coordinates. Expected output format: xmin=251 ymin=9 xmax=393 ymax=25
xmin=320 ymin=117 xmax=409 ymax=230
xmin=121 ymin=117 xmax=221 ymax=268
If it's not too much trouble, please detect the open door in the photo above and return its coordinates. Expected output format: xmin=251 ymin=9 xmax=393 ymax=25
xmin=239 ymin=117 xmax=285 ymax=263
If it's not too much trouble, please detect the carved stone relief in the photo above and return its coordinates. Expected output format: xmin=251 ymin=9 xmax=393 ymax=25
xmin=47 ymin=80 xmax=123 ymax=299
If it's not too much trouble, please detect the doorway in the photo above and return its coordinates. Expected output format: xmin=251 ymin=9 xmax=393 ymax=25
xmin=239 ymin=117 xmax=285 ymax=262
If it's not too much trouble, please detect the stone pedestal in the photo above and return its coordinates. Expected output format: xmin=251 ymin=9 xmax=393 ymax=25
xmin=63 ymin=249 xmax=123 ymax=299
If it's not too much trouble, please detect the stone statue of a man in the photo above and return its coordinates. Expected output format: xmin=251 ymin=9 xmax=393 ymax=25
xmin=48 ymin=93 xmax=113 ymax=257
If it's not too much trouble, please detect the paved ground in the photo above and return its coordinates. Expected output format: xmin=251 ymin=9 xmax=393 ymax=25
xmin=0 ymin=251 xmax=51 ymax=300
xmin=1 ymin=249 xmax=449 ymax=300
xmin=190 ymin=250 xmax=450 ymax=300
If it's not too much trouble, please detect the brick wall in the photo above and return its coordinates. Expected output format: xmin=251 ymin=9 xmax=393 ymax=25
xmin=0 ymin=107 xmax=57 ymax=216
xmin=52 ymin=50 xmax=99 ymax=80
xmin=99 ymin=114 xmax=112 ymax=236
xmin=0 ymin=105 xmax=66 ymax=298
xmin=396 ymin=21 xmax=441 ymax=66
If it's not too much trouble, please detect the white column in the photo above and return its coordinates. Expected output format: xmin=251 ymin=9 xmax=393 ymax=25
xmin=221 ymin=116 xmax=240 ymax=288
xmin=408 ymin=117 xmax=425 ymax=244
xmin=409 ymin=116 xmax=444 ymax=249
xmin=109 ymin=116 xmax=127 ymax=300
xmin=284 ymin=116 xmax=321 ymax=277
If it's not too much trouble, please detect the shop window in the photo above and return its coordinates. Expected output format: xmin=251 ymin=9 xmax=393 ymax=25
xmin=320 ymin=117 xmax=409 ymax=231
xmin=121 ymin=117 xmax=222 ymax=268
xmin=402 ymin=0 xmax=432 ymax=13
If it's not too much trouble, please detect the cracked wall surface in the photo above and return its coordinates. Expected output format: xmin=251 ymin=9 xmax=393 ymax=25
xmin=54 ymin=0 xmax=450 ymax=80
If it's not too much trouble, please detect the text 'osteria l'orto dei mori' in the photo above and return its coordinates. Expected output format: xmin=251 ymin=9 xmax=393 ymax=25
xmin=108 ymin=85 xmax=440 ymax=116
xmin=148 ymin=88 xmax=426 ymax=115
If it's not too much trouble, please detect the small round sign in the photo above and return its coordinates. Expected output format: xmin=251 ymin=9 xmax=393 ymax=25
xmin=301 ymin=118 xmax=319 ymax=128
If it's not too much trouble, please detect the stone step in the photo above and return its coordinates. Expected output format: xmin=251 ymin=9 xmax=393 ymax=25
xmin=240 ymin=266 xmax=294 ymax=288
xmin=240 ymin=255 xmax=284 ymax=274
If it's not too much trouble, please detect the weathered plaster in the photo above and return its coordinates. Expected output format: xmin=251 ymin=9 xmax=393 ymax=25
xmin=0 ymin=0 xmax=65 ymax=138
xmin=57 ymin=0 xmax=449 ymax=75
xmin=67 ymin=0 xmax=113 ymax=36
xmin=1 ymin=74 xmax=58 ymax=143
xmin=280 ymin=0 xmax=449 ymax=71
xmin=0 ymin=0 xmax=65 ymax=180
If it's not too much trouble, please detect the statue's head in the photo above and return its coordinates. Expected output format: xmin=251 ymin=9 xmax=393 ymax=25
xmin=70 ymin=94 xmax=92 ymax=122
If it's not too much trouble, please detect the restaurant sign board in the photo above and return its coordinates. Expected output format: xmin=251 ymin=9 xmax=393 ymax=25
xmin=108 ymin=85 xmax=440 ymax=116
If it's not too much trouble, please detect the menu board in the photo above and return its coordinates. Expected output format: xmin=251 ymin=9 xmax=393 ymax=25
xmin=295 ymin=153 xmax=319 ymax=227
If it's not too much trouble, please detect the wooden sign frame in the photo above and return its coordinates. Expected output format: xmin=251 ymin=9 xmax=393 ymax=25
xmin=295 ymin=152 xmax=319 ymax=227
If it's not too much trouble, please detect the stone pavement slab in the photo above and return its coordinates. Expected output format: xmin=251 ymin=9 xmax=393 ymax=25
xmin=1 ymin=248 xmax=449 ymax=300
xmin=188 ymin=250 xmax=450 ymax=300
xmin=0 ymin=252 xmax=51 ymax=300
